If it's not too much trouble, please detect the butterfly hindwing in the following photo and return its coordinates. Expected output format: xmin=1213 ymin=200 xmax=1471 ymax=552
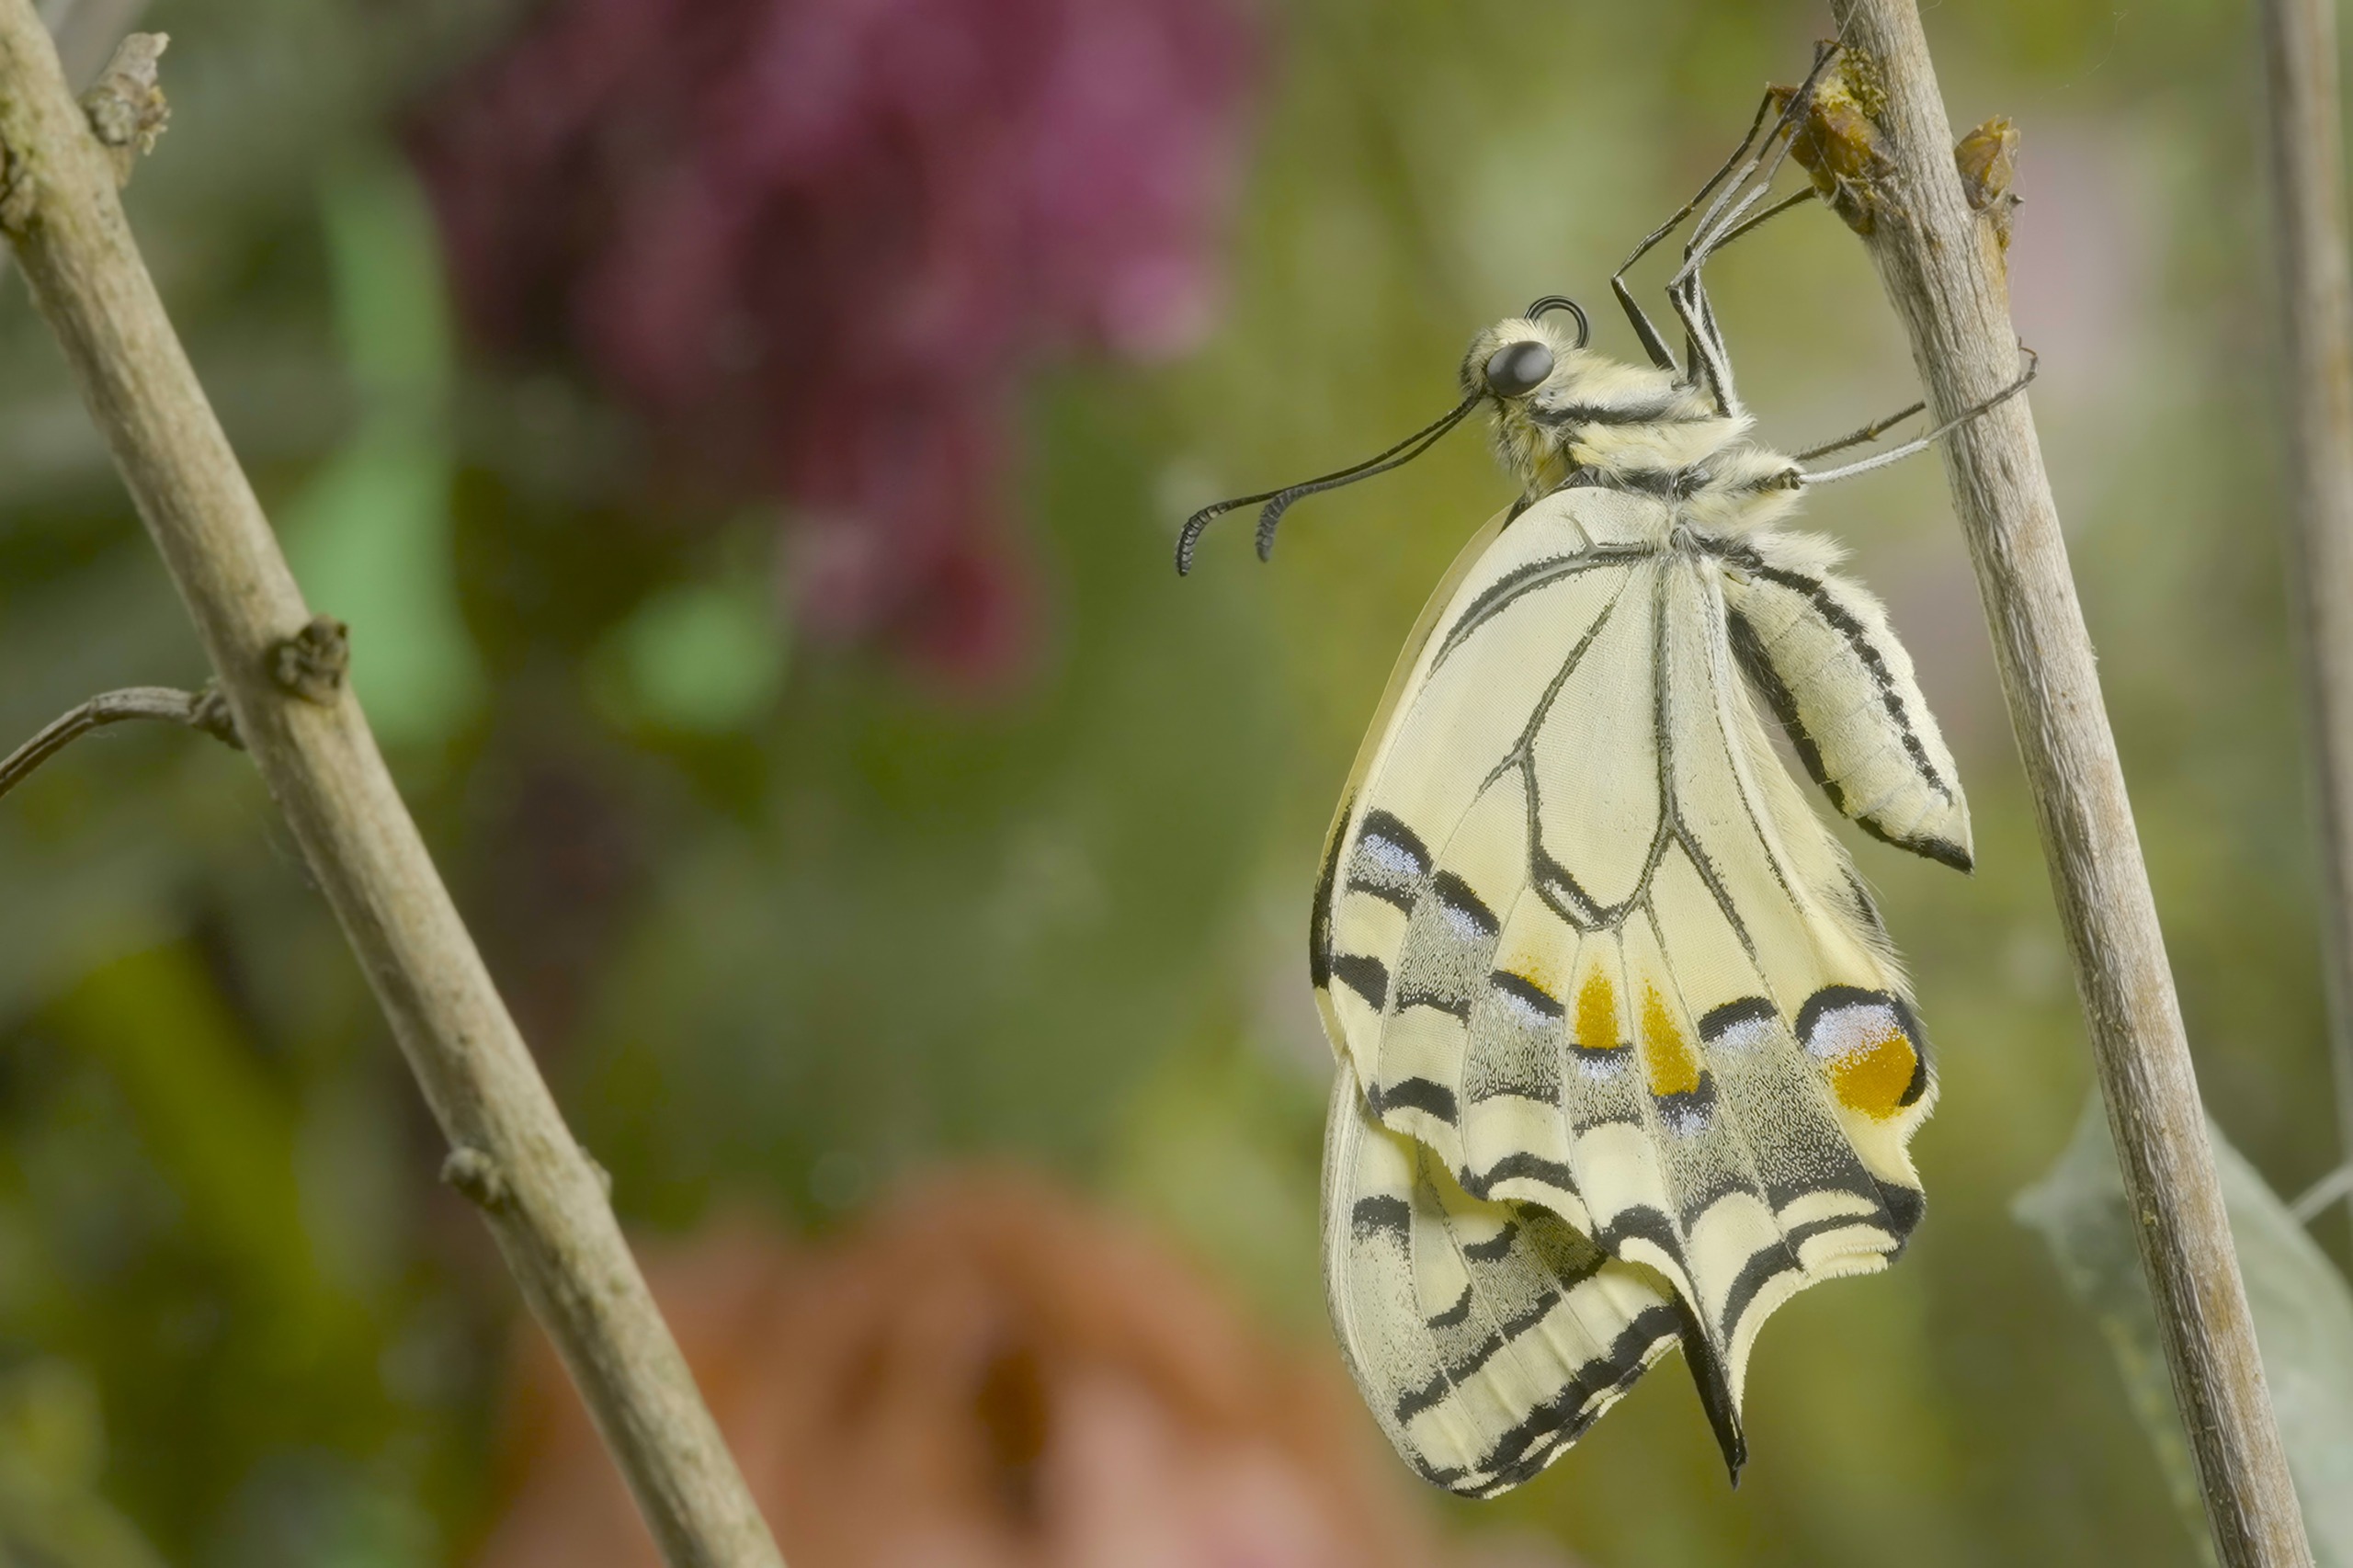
xmin=1314 ymin=488 xmax=1940 ymax=1483
xmin=1322 ymin=1060 xmax=1686 ymax=1499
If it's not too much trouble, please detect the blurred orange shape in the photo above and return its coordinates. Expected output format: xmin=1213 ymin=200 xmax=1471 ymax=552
xmin=473 ymin=1170 xmax=1452 ymax=1568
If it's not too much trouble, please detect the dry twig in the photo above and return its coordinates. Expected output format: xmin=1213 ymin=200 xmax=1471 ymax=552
xmin=1818 ymin=4 xmax=2313 ymax=1563
xmin=0 ymin=8 xmax=783 ymax=1565
xmin=0 ymin=683 xmax=239 ymax=799
xmin=2257 ymin=0 xmax=2353 ymax=1244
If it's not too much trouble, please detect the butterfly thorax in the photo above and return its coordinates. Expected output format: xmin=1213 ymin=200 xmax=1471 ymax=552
xmin=1463 ymin=317 xmax=1807 ymax=534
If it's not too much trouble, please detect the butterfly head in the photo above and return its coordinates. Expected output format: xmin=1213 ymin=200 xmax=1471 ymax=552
xmin=1175 ymin=296 xmax=1737 ymax=577
xmin=1461 ymin=297 xmax=1586 ymax=399
xmin=1466 ymin=299 xmax=1738 ymax=493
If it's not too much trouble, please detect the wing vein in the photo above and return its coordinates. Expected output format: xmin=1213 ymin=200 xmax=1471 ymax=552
xmin=1434 ymin=545 xmax=1657 ymax=672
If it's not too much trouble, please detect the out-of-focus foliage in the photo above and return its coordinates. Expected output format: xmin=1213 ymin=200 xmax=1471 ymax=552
xmin=2018 ymin=1099 xmax=2353 ymax=1568
xmin=0 ymin=0 xmax=2338 ymax=1562
xmin=0 ymin=1358 xmax=166 ymax=1568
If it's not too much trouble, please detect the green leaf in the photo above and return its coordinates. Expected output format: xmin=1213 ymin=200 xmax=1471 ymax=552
xmin=590 ymin=572 xmax=790 ymax=735
xmin=280 ymin=153 xmax=483 ymax=747
xmin=2016 ymin=1096 xmax=2353 ymax=1565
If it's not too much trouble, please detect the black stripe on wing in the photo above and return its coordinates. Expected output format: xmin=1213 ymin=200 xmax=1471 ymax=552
xmin=1369 ymin=1076 xmax=1459 ymax=1123
xmin=1429 ymin=547 xmax=1653 ymax=671
xmin=1329 ymin=953 xmax=1389 ymax=1010
xmin=1418 ymin=1304 xmax=1684 ymax=1498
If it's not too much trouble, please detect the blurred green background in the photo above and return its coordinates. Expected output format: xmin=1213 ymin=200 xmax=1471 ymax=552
xmin=0 ymin=0 xmax=2336 ymax=1562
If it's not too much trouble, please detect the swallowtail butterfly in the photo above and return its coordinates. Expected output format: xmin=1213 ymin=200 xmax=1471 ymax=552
xmin=1181 ymin=60 xmax=2029 ymax=1495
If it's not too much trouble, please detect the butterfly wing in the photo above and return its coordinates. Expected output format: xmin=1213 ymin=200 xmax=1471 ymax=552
xmin=1313 ymin=488 xmax=1944 ymax=1488
xmin=1322 ymin=1057 xmax=1687 ymax=1499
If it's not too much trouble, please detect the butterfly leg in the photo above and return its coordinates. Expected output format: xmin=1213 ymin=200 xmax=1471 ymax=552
xmin=1651 ymin=186 xmax=1820 ymax=420
xmin=1693 ymin=186 xmax=1819 ymax=259
xmin=1648 ymin=44 xmax=1853 ymax=416
xmin=1801 ymin=348 xmax=2039 ymax=484
xmin=1792 ymin=397 xmax=1927 ymax=463
xmin=1610 ymin=85 xmax=1783 ymax=373
xmin=1666 ymin=78 xmax=1853 ymax=417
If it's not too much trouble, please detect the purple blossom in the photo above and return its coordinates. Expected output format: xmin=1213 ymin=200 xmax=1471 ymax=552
xmin=408 ymin=0 xmax=1260 ymax=682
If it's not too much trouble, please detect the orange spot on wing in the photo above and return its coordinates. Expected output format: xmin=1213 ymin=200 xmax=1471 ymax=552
xmin=1573 ymin=969 xmax=1617 ymax=1054
xmin=1639 ymin=983 xmax=1701 ymax=1098
xmin=1829 ymin=1026 xmax=1920 ymax=1119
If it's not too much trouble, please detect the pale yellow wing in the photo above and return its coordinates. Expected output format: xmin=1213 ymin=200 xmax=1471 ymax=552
xmin=1322 ymin=1058 xmax=1685 ymax=1499
xmin=1313 ymin=490 xmax=1947 ymax=1488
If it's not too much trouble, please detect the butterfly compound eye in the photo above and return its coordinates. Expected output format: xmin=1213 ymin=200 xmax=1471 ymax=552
xmin=1483 ymin=340 xmax=1555 ymax=398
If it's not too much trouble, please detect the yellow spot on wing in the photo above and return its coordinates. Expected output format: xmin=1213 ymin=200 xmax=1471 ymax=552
xmin=1640 ymin=983 xmax=1701 ymax=1098
xmin=1574 ymin=969 xmax=1617 ymax=1054
xmin=1829 ymin=1025 xmax=1919 ymax=1119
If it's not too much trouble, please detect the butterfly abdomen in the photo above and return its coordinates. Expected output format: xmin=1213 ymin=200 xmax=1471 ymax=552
xmin=1714 ymin=538 xmax=1973 ymax=870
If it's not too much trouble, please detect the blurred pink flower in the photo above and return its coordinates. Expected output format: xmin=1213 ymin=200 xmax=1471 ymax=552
xmin=408 ymin=0 xmax=1260 ymax=682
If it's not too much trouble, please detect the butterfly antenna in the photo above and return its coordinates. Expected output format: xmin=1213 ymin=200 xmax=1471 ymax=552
xmin=1176 ymin=393 xmax=1481 ymax=575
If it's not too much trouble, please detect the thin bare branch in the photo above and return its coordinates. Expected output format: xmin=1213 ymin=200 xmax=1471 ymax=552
xmin=2258 ymin=0 xmax=2353 ymax=1247
xmin=1818 ymin=6 xmax=2314 ymax=1564
xmin=0 ymin=682 xmax=238 ymax=799
xmin=0 ymin=10 xmax=782 ymax=1565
